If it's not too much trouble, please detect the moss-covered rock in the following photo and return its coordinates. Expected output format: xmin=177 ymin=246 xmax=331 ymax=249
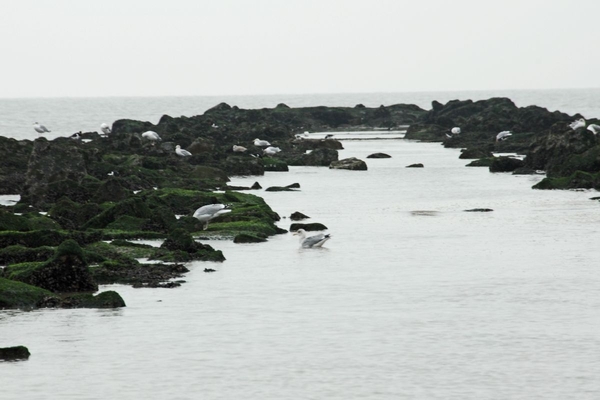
xmin=262 ymin=157 xmax=289 ymax=172
xmin=533 ymin=170 xmax=598 ymax=190
xmin=0 ymin=277 xmax=59 ymax=309
xmin=466 ymin=157 xmax=495 ymax=167
xmin=0 ymin=245 xmax=55 ymax=266
xmin=5 ymin=239 xmax=97 ymax=293
xmin=233 ymin=233 xmax=268 ymax=243
xmin=61 ymin=291 xmax=126 ymax=308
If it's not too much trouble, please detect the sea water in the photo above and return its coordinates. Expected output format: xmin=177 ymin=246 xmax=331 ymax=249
xmin=1 ymin=91 xmax=600 ymax=399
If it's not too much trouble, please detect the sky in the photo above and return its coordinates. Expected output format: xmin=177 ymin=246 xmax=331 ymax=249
xmin=1 ymin=0 xmax=599 ymax=97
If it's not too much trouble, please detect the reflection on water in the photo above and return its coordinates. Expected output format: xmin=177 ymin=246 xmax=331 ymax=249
xmin=3 ymin=140 xmax=600 ymax=399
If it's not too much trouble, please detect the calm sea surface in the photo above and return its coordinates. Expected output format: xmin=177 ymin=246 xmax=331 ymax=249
xmin=1 ymin=90 xmax=600 ymax=399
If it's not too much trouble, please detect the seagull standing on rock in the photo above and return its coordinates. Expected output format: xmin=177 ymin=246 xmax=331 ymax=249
xmin=233 ymin=145 xmax=247 ymax=153
xmin=175 ymin=145 xmax=192 ymax=157
xmin=569 ymin=118 xmax=586 ymax=130
xmin=100 ymin=123 xmax=111 ymax=135
xmin=587 ymin=124 xmax=600 ymax=135
xmin=33 ymin=122 xmax=50 ymax=134
xmin=142 ymin=131 xmax=161 ymax=144
xmin=193 ymin=204 xmax=231 ymax=230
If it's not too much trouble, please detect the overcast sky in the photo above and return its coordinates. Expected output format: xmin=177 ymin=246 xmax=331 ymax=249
xmin=2 ymin=0 xmax=599 ymax=97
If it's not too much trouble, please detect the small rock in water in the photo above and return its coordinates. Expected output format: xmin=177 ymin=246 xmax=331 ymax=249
xmin=290 ymin=211 xmax=310 ymax=220
xmin=464 ymin=208 xmax=494 ymax=212
xmin=406 ymin=163 xmax=424 ymax=168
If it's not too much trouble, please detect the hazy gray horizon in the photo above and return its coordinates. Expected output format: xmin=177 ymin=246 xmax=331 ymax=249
xmin=3 ymin=0 xmax=600 ymax=98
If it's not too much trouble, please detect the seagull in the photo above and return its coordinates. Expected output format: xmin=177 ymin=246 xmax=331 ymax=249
xmin=254 ymin=138 xmax=271 ymax=147
xmin=175 ymin=145 xmax=192 ymax=157
xmin=496 ymin=131 xmax=512 ymax=142
xmin=141 ymin=131 xmax=161 ymax=143
xmin=33 ymin=122 xmax=50 ymax=134
xmin=100 ymin=123 xmax=111 ymax=135
xmin=193 ymin=204 xmax=232 ymax=230
xmin=451 ymin=127 xmax=461 ymax=135
xmin=293 ymin=228 xmax=331 ymax=248
xmin=232 ymin=145 xmax=247 ymax=153
xmin=70 ymin=132 xmax=81 ymax=140
xmin=569 ymin=118 xmax=586 ymax=130
xmin=211 ymin=123 xmax=219 ymax=128
xmin=263 ymin=146 xmax=281 ymax=156
xmin=587 ymin=124 xmax=600 ymax=135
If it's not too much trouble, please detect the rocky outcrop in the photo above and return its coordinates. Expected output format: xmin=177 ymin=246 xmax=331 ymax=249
xmin=406 ymin=98 xmax=574 ymax=153
xmin=0 ymin=346 xmax=30 ymax=361
xmin=367 ymin=153 xmax=391 ymax=158
xmin=490 ymin=157 xmax=525 ymax=173
xmin=290 ymin=223 xmax=328 ymax=231
xmin=329 ymin=157 xmax=367 ymax=171
xmin=4 ymin=239 xmax=98 ymax=293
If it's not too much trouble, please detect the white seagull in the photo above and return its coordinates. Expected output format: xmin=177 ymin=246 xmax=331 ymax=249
xmin=232 ymin=145 xmax=247 ymax=153
xmin=254 ymin=138 xmax=271 ymax=147
xmin=193 ymin=204 xmax=232 ymax=230
xmin=33 ymin=122 xmax=50 ymax=134
xmin=263 ymin=146 xmax=281 ymax=156
xmin=451 ymin=127 xmax=461 ymax=134
xmin=141 ymin=131 xmax=162 ymax=142
xmin=569 ymin=118 xmax=586 ymax=130
xmin=100 ymin=123 xmax=111 ymax=135
xmin=587 ymin=124 xmax=600 ymax=135
xmin=496 ymin=131 xmax=512 ymax=142
xmin=293 ymin=228 xmax=331 ymax=248
xmin=175 ymin=145 xmax=192 ymax=157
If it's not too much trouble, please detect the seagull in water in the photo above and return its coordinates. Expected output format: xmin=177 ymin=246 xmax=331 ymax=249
xmin=587 ymin=124 xmax=600 ymax=135
xmin=232 ymin=145 xmax=247 ymax=153
xmin=254 ymin=138 xmax=271 ymax=147
xmin=496 ymin=131 xmax=512 ymax=142
xmin=175 ymin=145 xmax=192 ymax=157
xmin=142 ymin=131 xmax=161 ymax=143
xmin=33 ymin=122 xmax=50 ymax=134
xmin=293 ymin=228 xmax=331 ymax=248
xmin=569 ymin=118 xmax=586 ymax=130
xmin=100 ymin=123 xmax=111 ymax=135
xmin=263 ymin=146 xmax=281 ymax=156
xmin=193 ymin=204 xmax=232 ymax=230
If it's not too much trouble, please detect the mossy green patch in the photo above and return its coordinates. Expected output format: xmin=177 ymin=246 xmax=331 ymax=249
xmin=0 ymin=277 xmax=58 ymax=309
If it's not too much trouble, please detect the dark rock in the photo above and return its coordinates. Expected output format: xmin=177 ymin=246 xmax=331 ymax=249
xmin=367 ymin=153 xmax=391 ymax=159
xmin=290 ymin=222 xmax=328 ymax=231
xmin=233 ymin=233 xmax=268 ymax=243
xmin=4 ymin=239 xmax=98 ymax=293
xmin=0 ymin=277 xmax=59 ymax=309
xmin=466 ymin=158 xmax=494 ymax=167
xmin=329 ymin=157 xmax=367 ymax=171
xmin=61 ymin=290 xmax=126 ymax=308
xmin=459 ymin=147 xmax=494 ymax=159
xmin=22 ymin=139 xmax=88 ymax=207
xmin=489 ymin=157 xmax=525 ymax=173
xmin=464 ymin=208 xmax=494 ymax=212
xmin=406 ymin=163 xmax=424 ymax=168
xmin=266 ymin=183 xmax=300 ymax=192
xmin=251 ymin=182 xmax=262 ymax=189
xmin=290 ymin=212 xmax=310 ymax=220
xmin=289 ymin=148 xmax=339 ymax=167
xmin=0 ymin=346 xmax=30 ymax=361
xmin=0 ymin=137 xmax=33 ymax=195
